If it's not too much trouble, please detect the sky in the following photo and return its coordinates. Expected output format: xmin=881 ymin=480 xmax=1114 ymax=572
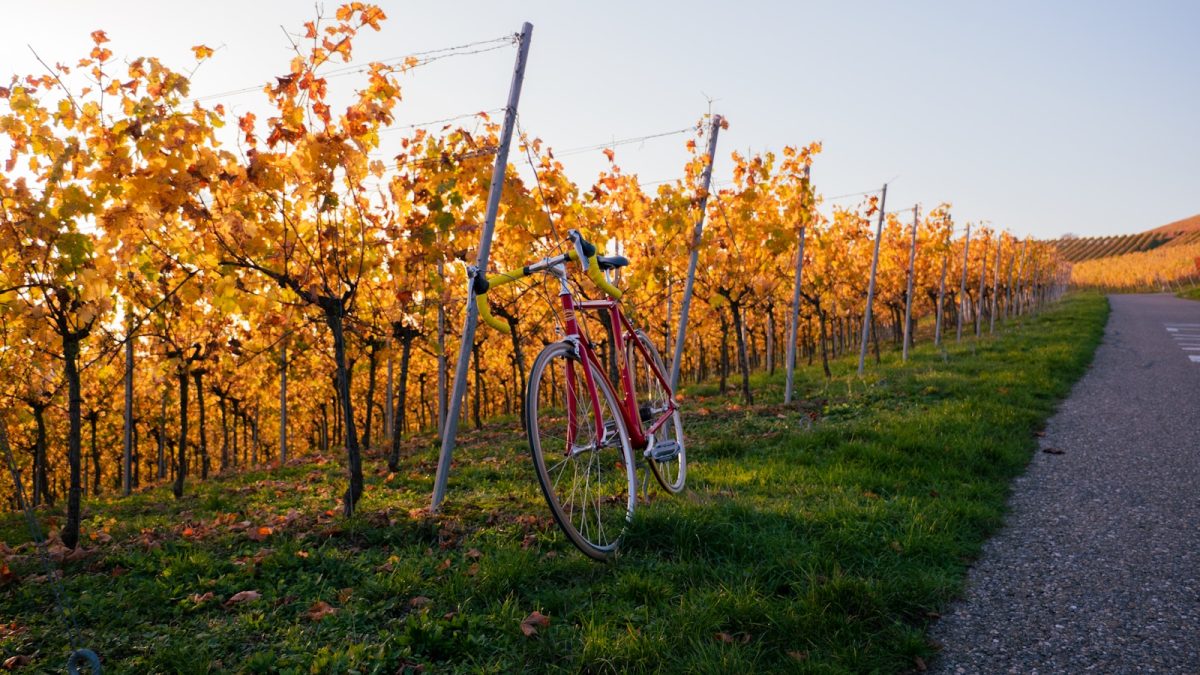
xmin=2 ymin=1 xmax=1197 ymax=239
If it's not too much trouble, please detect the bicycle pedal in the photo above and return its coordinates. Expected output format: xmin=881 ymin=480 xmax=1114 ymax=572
xmin=649 ymin=440 xmax=680 ymax=462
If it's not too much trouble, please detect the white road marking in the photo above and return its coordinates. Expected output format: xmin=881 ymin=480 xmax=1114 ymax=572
xmin=1165 ymin=324 xmax=1200 ymax=364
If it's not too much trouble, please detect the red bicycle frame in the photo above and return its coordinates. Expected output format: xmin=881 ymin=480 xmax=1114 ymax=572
xmin=559 ymin=287 xmax=676 ymax=453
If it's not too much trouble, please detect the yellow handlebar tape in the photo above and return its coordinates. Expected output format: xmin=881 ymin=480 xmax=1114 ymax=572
xmin=586 ymin=256 xmax=623 ymax=299
xmin=476 ymin=267 xmax=526 ymax=334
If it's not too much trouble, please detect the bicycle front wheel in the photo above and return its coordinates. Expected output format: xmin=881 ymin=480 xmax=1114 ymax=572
xmin=525 ymin=340 xmax=636 ymax=561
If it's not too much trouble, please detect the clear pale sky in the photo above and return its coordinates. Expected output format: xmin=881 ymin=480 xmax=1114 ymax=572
xmin=2 ymin=1 xmax=1196 ymax=238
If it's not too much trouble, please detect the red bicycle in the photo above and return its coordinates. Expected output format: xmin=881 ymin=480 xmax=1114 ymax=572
xmin=476 ymin=230 xmax=686 ymax=560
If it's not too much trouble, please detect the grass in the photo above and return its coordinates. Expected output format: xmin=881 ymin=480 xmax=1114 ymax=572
xmin=1177 ymin=284 xmax=1200 ymax=301
xmin=0 ymin=294 xmax=1108 ymax=673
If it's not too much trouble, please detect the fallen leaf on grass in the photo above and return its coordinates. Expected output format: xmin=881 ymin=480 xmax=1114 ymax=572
xmin=224 ymin=590 xmax=261 ymax=607
xmin=787 ymin=651 xmax=808 ymax=662
xmin=714 ymin=632 xmax=751 ymax=645
xmin=466 ymin=563 xmax=480 ymax=577
xmin=466 ymin=548 xmax=482 ymax=560
xmin=26 ymin=570 xmax=62 ymax=584
xmin=1043 ymin=447 xmax=1065 ymax=455
xmin=306 ymin=600 xmax=338 ymax=621
xmin=2 ymin=655 xmax=31 ymax=670
xmin=64 ymin=547 xmax=94 ymax=562
xmin=409 ymin=596 xmax=432 ymax=609
xmin=247 ymin=526 xmax=273 ymax=542
xmin=520 ymin=611 xmax=550 ymax=637
xmin=188 ymin=591 xmax=215 ymax=605
xmin=914 ymin=655 xmax=928 ymax=671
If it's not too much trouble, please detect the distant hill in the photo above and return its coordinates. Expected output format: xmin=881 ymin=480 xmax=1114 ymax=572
xmin=1052 ymin=213 xmax=1200 ymax=263
xmin=1148 ymin=213 xmax=1200 ymax=235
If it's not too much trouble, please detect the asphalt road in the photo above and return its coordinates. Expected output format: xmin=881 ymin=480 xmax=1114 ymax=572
xmin=931 ymin=294 xmax=1200 ymax=674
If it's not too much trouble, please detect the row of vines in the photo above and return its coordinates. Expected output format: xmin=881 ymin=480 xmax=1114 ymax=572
xmin=0 ymin=5 xmax=1066 ymax=549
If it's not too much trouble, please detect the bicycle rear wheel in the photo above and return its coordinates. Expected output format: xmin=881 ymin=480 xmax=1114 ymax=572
xmin=626 ymin=330 xmax=687 ymax=493
xmin=525 ymin=341 xmax=636 ymax=561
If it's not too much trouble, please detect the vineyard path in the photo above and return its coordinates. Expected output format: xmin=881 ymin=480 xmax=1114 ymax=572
xmin=931 ymin=293 xmax=1200 ymax=673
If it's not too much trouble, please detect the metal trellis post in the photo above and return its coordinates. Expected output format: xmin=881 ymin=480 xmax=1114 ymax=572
xmin=784 ymin=224 xmax=808 ymax=403
xmin=669 ymin=114 xmax=722 ymax=392
xmin=431 ymin=22 xmax=533 ymax=513
xmin=857 ymin=184 xmax=887 ymax=375
xmin=956 ymin=222 xmax=971 ymax=342
xmin=901 ymin=204 xmax=919 ymax=361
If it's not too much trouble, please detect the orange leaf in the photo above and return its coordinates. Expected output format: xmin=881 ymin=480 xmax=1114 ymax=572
xmin=306 ymin=600 xmax=338 ymax=621
xmin=90 ymin=30 xmax=109 ymax=45
xmin=520 ymin=610 xmax=550 ymax=637
xmin=191 ymin=44 xmax=214 ymax=60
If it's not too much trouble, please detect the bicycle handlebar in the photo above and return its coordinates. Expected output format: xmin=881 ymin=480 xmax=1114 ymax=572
xmin=475 ymin=231 xmax=624 ymax=334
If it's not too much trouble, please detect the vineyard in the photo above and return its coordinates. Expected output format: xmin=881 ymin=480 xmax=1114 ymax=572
xmin=1052 ymin=231 xmax=1173 ymax=262
xmin=0 ymin=6 xmax=1066 ymax=536
xmin=1058 ymin=214 xmax=1200 ymax=290
xmin=0 ymin=7 xmax=1099 ymax=667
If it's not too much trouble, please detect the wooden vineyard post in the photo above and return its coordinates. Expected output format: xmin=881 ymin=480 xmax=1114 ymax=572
xmin=669 ymin=114 xmax=722 ymax=391
xmin=857 ymin=184 xmax=887 ymax=375
xmin=432 ymin=22 xmax=533 ymax=513
xmin=902 ymin=205 xmax=919 ymax=361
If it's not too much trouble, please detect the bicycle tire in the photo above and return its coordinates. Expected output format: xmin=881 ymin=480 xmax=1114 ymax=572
xmin=525 ymin=340 xmax=636 ymax=561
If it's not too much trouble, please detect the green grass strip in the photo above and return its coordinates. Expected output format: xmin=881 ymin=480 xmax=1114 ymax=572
xmin=0 ymin=294 xmax=1108 ymax=673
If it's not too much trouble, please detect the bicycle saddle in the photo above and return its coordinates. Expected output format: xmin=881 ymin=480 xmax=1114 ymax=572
xmin=596 ymin=255 xmax=629 ymax=271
